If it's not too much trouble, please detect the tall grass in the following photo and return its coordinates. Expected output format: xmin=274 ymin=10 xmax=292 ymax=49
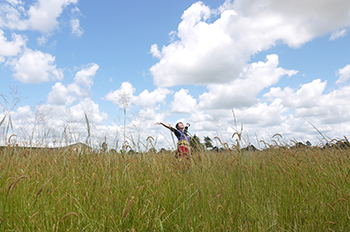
xmin=1 ymin=144 xmax=350 ymax=231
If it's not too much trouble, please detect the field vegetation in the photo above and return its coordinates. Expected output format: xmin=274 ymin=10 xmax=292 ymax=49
xmin=1 ymin=137 xmax=350 ymax=231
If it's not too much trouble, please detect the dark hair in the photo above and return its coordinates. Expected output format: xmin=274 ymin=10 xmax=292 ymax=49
xmin=175 ymin=122 xmax=183 ymax=129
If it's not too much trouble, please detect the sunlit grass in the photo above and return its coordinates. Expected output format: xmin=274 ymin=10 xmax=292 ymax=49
xmin=1 ymin=144 xmax=350 ymax=231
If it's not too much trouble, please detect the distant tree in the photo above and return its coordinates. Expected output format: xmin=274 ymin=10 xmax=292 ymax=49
xmin=241 ymin=144 xmax=257 ymax=152
xmin=306 ymin=141 xmax=312 ymax=147
xmin=190 ymin=134 xmax=204 ymax=151
xmin=203 ymin=136 xmax=213 ymax=149
xmin=101 ymin=141 xmax=108 ymax=152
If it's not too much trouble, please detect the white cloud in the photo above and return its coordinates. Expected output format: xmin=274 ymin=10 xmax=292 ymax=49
xmin=0 ymin=0 xmax=78 ymax=33
xmin=134 ymin=88 xmax=171 ymax=108
xmin=104 ymin=82 xmax=135 ymax=110
xmin=10 ymin=48 xmax=63 ymax=83
xmin=150 ymin=2 xmax=239 ymax=87
xmin=27 ymin=0 xmax=78 ymax=33
xmin=104 ymin=82 xmax=171 ymax=110
xmin=330 ymin=29 xmax=347 ymax=40
xmin=37 ymin=35 xmax=47 ymax=45
xmin=47 ymin=82 xmax=90 ymax=106
xmin=0 ymin=1 xmax=27 ymax=30
xmin=9 ymin=98 xmax=110 ymax=147
xmin=70 ymin=18 xmax=83 ymax=37
xmin=150 ymin=44 xmax=161 ymax=59
xmin=234 ymin=99 xmax=287 ymax=127
xmin=12 ymin=105 xmax=32 ymax=121
xmin=47 ymin=63 xmax=99 ymax=106
xmin=47 ymin=82 xmax=71 ymax=105
xmin=6 ymin=0 xmax=23 ymax=5
xmin=198 ymin=54 xmax=297 ymax=109
xmin=70 ymin=7 xmax=83 ymax=37
xmin=0 ymin=30 xmax=26 ymax=57
xmin=336 ymin=64 xmax=350 ymax=84
xmin=74 ymin=63 xmax=99 ymax=89
xmin=264 ymin=79 xmax=327 ymax=109
xmin=263 ymin=78 xmax=350 ymax=127
xmin=171 ymin=89 xmax=197 ymax=114
xmin=69 ymin=98 xmax=108 ymax=125
xmin=150 ymin=0 xmax=350 ymax=87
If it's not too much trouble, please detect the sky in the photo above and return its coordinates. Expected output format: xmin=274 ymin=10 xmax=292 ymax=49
xmin=1 ymin=0 xmax=350 ymax=150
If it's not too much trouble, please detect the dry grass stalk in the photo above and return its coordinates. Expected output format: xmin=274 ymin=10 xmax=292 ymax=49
xmin=123 ymin=196 xmax=135 ymax=219
xmin=8 ymin=175 xmax=28 ymax=196
xmin=60 ymin=212 xmax=78 ymax=223
xmin=332 ymin=198 xmax=348 ymax=209
xmin=146 ymin=199 xmax=153 ymax=207
xmin=8 ymin=134 xmax=17 ymax=144
xmin=326 ymin=181 xmax=337 ymax=189
xmin=109 ymin=215 xmax=117 ymax=227
xmin=327 ymin=203 xmax=335 ymax=212
xmin=36 ymin=177 xmax=53 ymax=196
xmin=29 ymin=212 xmax=39 ymax=221
xmin=216 ymin=204 xmax=223 ymax=214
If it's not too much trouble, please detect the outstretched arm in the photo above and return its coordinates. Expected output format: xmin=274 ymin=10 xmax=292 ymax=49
xmin=185 ymin=123 xmax=190 ymax=132
xmin=155 ymin=122 xmax=172 ymax=130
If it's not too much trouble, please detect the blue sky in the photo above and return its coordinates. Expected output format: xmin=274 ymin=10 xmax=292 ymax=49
xmin=1 ymin=0 xmax=350 ymax=150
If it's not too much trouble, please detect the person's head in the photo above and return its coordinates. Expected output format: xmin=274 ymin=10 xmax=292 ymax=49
xmin=175 ymin=122 xmax=184 ymax=130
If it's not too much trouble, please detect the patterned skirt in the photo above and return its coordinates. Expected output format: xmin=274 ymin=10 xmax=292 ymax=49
xmin=176 ymin=140 xmax=191 ymax=162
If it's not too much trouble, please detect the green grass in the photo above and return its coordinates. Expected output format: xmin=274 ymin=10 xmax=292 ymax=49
xmin=1 ymin=145 xmax=350 ymax=231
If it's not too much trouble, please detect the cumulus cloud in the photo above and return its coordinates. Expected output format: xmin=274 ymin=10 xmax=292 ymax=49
xmin=27 ymin=0 xmax=78 ymax=33
xmin=10 ymin=48 xmax=63 ymax=83
xmin=0 ymin=0 xmax=79 ymax=33
xmin=233 ymin=99 xmax=287 ymax=127
xmin=150 ymin=0 xmax=350 ymax=87
xmin=171 ymin=89 xmax=197 ymax=114
xmin=0 ymin=1 xmax=27 ymax=30
xmin=104 ymin=82 xmax=135 ymax=108
xmin=264 ymin=79 xmax=327 ymax=108
xmin=149 ymin=44 xmax=161 ymax=59
xmin=47 ymin=82 xmax=71 ymax=105
xmin=74 ymin=63 xmax=99 ymax=89
xmin=263 ymin=78 xmax=350 ymax=126
xmin=0 ymin=30 xmax=26 ymax=57
xmin=336 ymin=64 xmax=350 ymax=84
xmin=198 ymin=54 xmax=297 ymax=109
xmin=104 ymin=82 xmax=172 ymax=110
xmin=9 ymin=98 xmax=109 ymax=147
xmin=47 ymin=63 xmax=99 ymax=105
xmin=150 ymin=2 xmax=240 ymax=87
xmin=134 ymin=88 xmax=171 ymax=108
xmin=69 ymin=98 xmax=108 ymax=124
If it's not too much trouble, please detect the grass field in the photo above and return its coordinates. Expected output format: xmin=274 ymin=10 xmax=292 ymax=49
xmin=1 ymin=143 xmax=350 ymax=231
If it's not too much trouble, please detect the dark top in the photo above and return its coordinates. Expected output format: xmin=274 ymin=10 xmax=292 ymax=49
xmin=170 ymin=126 xmax=190 ymax=143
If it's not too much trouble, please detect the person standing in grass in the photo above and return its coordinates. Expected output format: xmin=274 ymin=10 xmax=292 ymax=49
xmin=155 ymin=121 xmax=191 ymax=163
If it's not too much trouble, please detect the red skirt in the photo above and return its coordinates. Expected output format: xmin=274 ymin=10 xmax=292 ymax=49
xmin=177 ymin=140 xmax=191 ymax=162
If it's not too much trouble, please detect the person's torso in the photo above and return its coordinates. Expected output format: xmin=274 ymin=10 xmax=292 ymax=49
xmin=173 ymin=128 xmax=190 ymax=142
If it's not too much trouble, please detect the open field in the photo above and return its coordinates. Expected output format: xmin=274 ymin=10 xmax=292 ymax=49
xmin=1 ymin=144 xmax=350 ymax=231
